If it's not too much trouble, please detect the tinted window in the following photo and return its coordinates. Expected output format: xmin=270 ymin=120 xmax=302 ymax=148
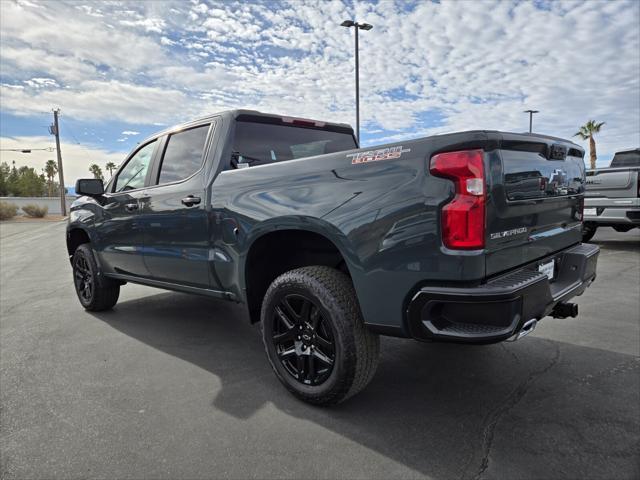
xmin=231 ymin=122 xmax=357 ymax=168
xmin=158 ymin=125 xmax=210 ymax=184
xmin=610 ymin=150 xmax=640 ymax=168
xmin=114 ymin=141 xmax=156 ymax=192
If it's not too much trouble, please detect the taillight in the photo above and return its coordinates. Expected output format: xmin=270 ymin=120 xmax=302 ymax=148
xmin=430 ymin=149 xmax=486 ymax=249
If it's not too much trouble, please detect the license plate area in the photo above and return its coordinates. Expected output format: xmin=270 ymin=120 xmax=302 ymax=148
xmin=538 ymin=259 xmax=556 ymax=281
xmin=584 ymin=208 xmax=597 ymax=216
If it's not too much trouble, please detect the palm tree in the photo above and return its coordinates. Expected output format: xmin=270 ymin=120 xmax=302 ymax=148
xmin=44 ymin=160 xmax=58 ymax=196
xmin=89 ymin=164 xmax=104 ymax=180
xmin=574 ymin=120 xmax=605 ymax=169
xmin=105 ymin=162 xmax=117 ymax=177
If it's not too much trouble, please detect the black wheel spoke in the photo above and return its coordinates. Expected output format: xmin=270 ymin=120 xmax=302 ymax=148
xmin=315 ymin=335 xmax=333 ymax=351
xmin=278 ymin=346 xmax=296 ymax=358
xmin=310 ymin=306 xmax=320 ymax=330
xmin=312 ymin=347 xmax=333 ymax=366
xmin=296 ymin=354 xmax=305 ymax=378
xmin=300 ymin=299 xmax=311 ymax=323
xmin=273 ymin=328 xmax=296 ymax=344
xmin=307 ymin=352 xmax=316 ymax=382
xmin=281 ymin=298 xmax=300 ymax=324
xmin=275 ymin=305 xmax=296 ymax=329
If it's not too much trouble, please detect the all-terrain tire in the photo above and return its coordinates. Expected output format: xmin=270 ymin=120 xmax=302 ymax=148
xmin=582 ymin=222 xmax=598 ymax=243
xmin=261 ymin=266 xmax=380 ymax=405
xmin=72 ymin=244 xmax=120 ymax=311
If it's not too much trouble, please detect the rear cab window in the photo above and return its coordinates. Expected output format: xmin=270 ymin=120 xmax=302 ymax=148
xmin=230 ymin=116 xmax=357 ymax=168
xmin=610 ymin=150 xmax=640 ymax=168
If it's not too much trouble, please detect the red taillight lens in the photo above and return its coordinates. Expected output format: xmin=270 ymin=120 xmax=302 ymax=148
xmin=430 ymin=149 xmax=486 ymax=249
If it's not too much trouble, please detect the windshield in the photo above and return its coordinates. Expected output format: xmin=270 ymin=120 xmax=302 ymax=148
xmin=231 ymin=121 xmax=356 ymax=167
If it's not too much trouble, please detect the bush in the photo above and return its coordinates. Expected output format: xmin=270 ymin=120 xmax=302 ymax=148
xmin=21 ymin=204 xmax=48 ymax=218
xmin=0 ymin=201 xmax=19 ymax=220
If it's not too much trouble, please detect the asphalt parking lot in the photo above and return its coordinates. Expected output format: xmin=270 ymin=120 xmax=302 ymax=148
xmin=1 ymin=221 xmax=638 ymax=479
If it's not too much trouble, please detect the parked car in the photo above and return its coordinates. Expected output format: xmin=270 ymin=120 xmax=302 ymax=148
xmin=583 ymin=148 xmax=640 ymax=241
xmin=67 ymin=110 xmax=599 ymax=404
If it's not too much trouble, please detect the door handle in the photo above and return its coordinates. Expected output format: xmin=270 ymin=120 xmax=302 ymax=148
xmin=181 ymin=195 xmax=201 ymax=207
xmin=125 ymin=202 xmax=139 ymax=212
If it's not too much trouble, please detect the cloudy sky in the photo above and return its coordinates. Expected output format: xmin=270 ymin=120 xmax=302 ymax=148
xmin=1 ymin=0 xmax=639 ymax=185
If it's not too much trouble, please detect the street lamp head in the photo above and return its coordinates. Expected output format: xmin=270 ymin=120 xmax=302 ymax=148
xmin=524 ymin=109 xmax=539 ymax=114
xmin=358 ymin=23 xmax=373 ymax=30
xmin=341 ymin=20 xmax=355 ymax=27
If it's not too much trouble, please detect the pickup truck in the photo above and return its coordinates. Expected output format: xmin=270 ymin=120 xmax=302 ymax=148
xmin=67 ymin=110 xmax=599 ymax=405
xmin=583 ymin=148 xmax=640 ymax=241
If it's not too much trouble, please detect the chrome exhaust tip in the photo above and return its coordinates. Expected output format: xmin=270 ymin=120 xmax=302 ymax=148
xmin=511 ymin=318 xmax=538 ymax=342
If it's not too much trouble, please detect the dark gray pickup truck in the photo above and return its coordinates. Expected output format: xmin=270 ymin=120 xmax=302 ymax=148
xmin=67 ymin=110 xmax=599 ymax=404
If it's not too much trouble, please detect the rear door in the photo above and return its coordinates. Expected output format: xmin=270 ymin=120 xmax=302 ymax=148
xmin=141 ymin=122 xmax=215 ymax=288
xmin=485 ymin=134 xmax=585 ymax=276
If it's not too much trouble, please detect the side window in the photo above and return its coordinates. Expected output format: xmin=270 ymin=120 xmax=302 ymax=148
xmin=114 ymin=141 xmax=156 ymax=192
xmin=157 ymin=125 xmax=210 ymax=185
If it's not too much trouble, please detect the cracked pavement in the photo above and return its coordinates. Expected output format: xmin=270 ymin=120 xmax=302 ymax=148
xmin=1 ymin=222 xmax=639 ymax=479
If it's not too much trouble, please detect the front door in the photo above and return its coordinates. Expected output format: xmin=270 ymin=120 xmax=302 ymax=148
xmin=97 ymin=139 xmax=158 ymax=277
xmin=141 ymin=123 xmax=214 ymax=288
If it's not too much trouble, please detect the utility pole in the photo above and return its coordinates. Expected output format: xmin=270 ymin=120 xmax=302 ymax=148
xmin=51 ymin=109 xmax=66 ymax=216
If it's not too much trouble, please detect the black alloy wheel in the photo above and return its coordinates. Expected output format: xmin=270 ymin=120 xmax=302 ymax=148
xmin=71 ymin=244 xmax=120 ymax=311
xmin=73 ymin=250 xmax=94 ymax=304
xmin=271 ymin=293 xmax=336 ymax=386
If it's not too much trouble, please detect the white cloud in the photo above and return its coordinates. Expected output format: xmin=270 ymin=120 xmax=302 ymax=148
xmin=23 ymin=77 xmax=59 ymax=89
xmin=121 ymin=130 xmax=140 ymax=136
xmin=0 ymin=0 xmax=638 ymax=163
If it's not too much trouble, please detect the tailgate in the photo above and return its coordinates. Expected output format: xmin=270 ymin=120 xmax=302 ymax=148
xmin=586 ymin=169 xmax=637 ymax=198
xmin=485 ymin=133 xmax=585 ymax=276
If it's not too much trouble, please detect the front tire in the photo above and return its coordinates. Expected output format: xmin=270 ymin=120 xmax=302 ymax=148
xmin=261 ymin=266 xmax=379 ymax=405
xmin=582 ymin=222 xmax=597 ymax=242
xmin=72 ymin=244 xmax=120 ymax=311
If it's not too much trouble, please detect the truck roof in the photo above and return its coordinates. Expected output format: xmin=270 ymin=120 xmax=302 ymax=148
xmin=149 ymin=109 xmax=354 ymax=141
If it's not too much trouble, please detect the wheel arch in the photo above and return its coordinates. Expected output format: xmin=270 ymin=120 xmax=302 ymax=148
xmin=66 ymin=226 xmax=92 ymax=260
xmin=241 ymin=218 xmax=360 ymax=324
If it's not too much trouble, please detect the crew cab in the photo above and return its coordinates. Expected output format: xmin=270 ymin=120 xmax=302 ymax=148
xmin=583 ymin=148 xmax=640 ymax=241
xmin=67 ymin=110 xmax=599 ymax=404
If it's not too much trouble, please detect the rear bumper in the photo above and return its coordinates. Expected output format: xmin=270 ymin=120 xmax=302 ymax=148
xmin=406 ymin=243 xmax=599 ymax=344
xmin=584 ymin=197 xmax=640 ymax=225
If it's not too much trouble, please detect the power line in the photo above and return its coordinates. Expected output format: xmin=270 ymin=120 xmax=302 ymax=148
xmin=59 ymin=116 xmax=82 ymax=145
xmin=0 ymin=147 xmax=56 ymax=152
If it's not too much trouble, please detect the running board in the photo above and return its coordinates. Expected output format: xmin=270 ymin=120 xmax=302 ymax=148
xmin=105 ymin=273 xmax=237 ymax=301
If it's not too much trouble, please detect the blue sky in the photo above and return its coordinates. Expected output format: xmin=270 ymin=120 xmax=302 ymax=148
xmin=1 ymin=0 xmax=639 ymax=185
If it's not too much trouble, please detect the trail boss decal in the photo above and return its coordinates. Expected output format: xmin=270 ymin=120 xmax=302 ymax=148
xmin=490 ymin=227 xmax=528 ymax=240
xmin=348 ymin=146 xmax=411 ymax=165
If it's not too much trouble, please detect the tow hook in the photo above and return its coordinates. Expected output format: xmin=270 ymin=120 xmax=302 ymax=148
xmin=551 ymin=302 xmax=579 ymax=319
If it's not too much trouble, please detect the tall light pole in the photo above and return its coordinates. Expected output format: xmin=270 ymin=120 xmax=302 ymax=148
xmin=341 ymin=20 xmax=372 ymax=144
xmin=524 ymin=109 xmax=539 ymax=133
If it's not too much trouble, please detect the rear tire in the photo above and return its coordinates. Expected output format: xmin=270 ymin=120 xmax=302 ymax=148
xmin=582 ymin=222 xmax=597 ymax=242
xmin=72 ymin=244 xmax=120 ymax=311
xmin=261 ymin=266 xmax=379 ymax=405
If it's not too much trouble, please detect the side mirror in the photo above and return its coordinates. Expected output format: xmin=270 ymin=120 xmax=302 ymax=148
xmin=75 ymin=178 xmax=104 ymax=197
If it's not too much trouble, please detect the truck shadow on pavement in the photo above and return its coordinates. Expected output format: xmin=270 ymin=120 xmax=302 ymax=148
xmin=91 ymin=292 xmax=639 ymax=479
